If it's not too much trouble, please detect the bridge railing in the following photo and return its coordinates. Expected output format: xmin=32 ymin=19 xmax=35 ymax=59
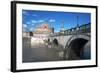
xmin=64 ymin=23 xmax=91 ymax=35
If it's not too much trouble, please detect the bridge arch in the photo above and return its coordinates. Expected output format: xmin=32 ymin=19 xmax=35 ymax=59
xmin=67 ymin=35 xmax=90 ymax=46
xmin=53 ymin=38 xmax=59 ymax=46
xmin=63 ymin=34 xmax=90 ymax=60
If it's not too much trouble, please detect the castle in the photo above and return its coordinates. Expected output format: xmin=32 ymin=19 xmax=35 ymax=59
xmin=23 ymin=23 xmax=54 ymax=38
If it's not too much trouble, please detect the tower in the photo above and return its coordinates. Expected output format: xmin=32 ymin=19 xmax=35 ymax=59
xmin=60 ymin=20 xmax=65 ymax=34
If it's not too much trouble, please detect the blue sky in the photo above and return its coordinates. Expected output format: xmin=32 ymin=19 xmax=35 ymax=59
xmin=22 ymin=10 xmax=91 ymax=32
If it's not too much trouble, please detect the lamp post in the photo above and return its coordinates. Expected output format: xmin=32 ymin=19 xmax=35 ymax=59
xmin=76 ymin=16 xmax=79 ymax=34
xmin=60 ymin=20 xmax=65 ymax=35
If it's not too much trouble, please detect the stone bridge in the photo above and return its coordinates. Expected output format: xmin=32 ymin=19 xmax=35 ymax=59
xmin=49 ymin=33 xmax=90 ymax=47
xmin=48 ymin=23 xmax=91 ymax=60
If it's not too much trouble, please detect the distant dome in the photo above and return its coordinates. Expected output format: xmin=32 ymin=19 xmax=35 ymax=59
xmin=33 ymin=23 xmax=53 ymax=34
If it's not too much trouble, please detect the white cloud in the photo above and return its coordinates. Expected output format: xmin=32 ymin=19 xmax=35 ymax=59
xmin=26 ymin=22 xmax=31 ymax=25
xmin=31 ymin=20 xmax=37 ymax=23
xmin=23 ymin=24 xmax=27 ymax=28
xmin=31 ymin=19 xmax=45 ymax=24
xmin=22 ymin=11 xmax=29 ymax=15
xmin=49 ymin=19 xmax=55 ymax=22
xmin=38 ymin=20 xmax=44 ymax=23
xmin=26 ymin=19 xmax=44 ymax=26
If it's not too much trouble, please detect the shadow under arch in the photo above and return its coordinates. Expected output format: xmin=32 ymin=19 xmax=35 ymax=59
xmin=63 ymin=35 xmax=90 ymax=60
xmin=53 ymin=38 xmax=59 ymax=46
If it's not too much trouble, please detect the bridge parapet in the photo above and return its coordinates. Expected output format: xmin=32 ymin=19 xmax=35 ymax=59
xmin=49 ymin=23 xmax=90 ymax=37
xmin=64 ymin=23 xmax=90 ymax=35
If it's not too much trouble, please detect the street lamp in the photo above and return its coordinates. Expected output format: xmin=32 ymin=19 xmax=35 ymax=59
xmin=76 ymin=16 xmax=79 ymax=34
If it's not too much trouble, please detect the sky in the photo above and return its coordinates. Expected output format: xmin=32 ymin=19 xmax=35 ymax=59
xmin=22 ymin=10 xmax=91 ymax=32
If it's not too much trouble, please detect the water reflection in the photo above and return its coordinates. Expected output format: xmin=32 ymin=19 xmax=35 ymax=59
xmin=23 ymin=37 xmax=64 ymax=62
xmin=23 ymin=36 xmax=91 ymax=63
